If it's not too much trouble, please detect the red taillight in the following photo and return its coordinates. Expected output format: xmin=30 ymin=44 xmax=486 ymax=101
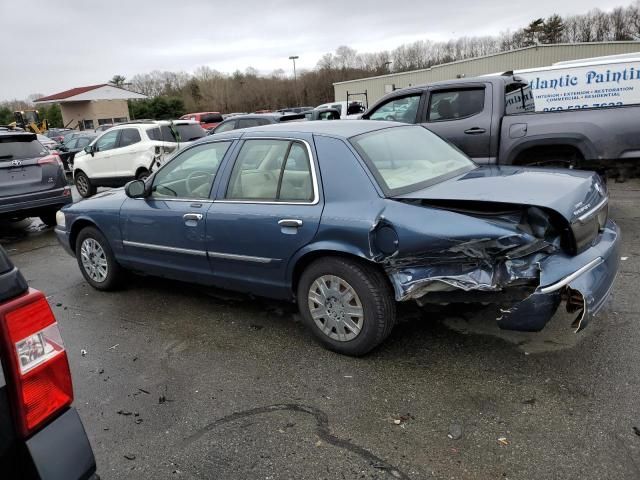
xmin=0 ymin=289 xmax=73 ymax=437
xmin=38 ymin=154 xmax=63 ymax=168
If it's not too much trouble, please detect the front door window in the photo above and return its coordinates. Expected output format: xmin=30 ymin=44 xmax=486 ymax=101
xmin=151 ymin=142 xmax=231 ymax=199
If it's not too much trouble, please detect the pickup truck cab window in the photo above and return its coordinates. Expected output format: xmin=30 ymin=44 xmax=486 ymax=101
xmin=226 ymin=139 xmax=313 ymax=202
xmin=151 ymin=141 xmax=231 ymax=199
xmin=368 ymin=94 xmax=421 ymax=123
xmin=427 ymin=88 xmax=485 ymax=121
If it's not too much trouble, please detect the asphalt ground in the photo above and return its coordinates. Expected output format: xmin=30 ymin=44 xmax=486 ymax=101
xmin=2 ymin=180 xmax=640 ymax=479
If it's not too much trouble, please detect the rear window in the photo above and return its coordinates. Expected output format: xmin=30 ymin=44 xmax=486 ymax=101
xmin=350 ymin=125 xmax=475 ymax=195
xmin=174 ymin=124 xmax=207 ymax=142
xmin=0 ymin=136 xmax=47 ymax=160
xmin=201 ymin=113 xmax=223 ymax=123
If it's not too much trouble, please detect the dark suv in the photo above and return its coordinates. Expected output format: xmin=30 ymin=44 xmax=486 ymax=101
xmin=0 ymin=131 xmax=72 ymax=226
xmin=0 ymin=245 xmax=98 ymax=478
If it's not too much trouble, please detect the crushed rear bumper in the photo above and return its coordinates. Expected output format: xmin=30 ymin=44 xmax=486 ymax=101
xmin=497 ymin=219 xmax=620 ymax=332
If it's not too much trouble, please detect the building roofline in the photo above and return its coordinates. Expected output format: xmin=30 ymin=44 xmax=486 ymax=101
xmin=34 ymin=84 xmax=147 ymax=103
xmin=332 ymin=41 xmax=640 ymax=86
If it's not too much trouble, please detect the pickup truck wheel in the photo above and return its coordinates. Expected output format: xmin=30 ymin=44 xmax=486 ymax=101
xmin=136 ymin=169 xmax=149 ymax=181
xmin=297 ymin=257 xmax=396 ymax=356
xmin=75 ymin=227 xmax=124 ymax=290
xmin=75 ymin=171 xmax=96 ymax=198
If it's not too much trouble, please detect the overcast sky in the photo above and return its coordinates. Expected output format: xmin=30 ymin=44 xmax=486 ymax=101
xmin=0 ymin=0 xmax=630 ymax=100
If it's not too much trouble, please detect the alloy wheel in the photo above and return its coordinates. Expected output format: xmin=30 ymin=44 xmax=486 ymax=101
xmin=80 ymin=238 xmax=108 ymax=283
xmin=308 ymin=275 xmax=364 ymax=342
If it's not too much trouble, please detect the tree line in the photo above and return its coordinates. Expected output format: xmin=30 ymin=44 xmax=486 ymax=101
xmin=3 ymin=2 xmax=640 ymax=121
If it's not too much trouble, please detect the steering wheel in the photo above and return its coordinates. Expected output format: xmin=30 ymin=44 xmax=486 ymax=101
xmin=385 ymin=114 xmax=397 ymax=121
xmin=186 ymin=170 xmax=213 ymax=196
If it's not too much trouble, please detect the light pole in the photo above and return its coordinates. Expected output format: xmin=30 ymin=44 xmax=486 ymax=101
xmin=289 ymin=55 xmax=299 ymax=105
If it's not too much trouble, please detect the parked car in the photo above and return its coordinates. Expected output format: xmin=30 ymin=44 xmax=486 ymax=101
xmin=56 ymin=133 xmax=96 ymax=171
xmin=362 ymin=74 xmax=640 ymax=178
xmin=55 ymin=121 xmax=619 ymax=356
xmin=35 ymin=134 xmax=57 ymax=151
xmin=72 ymin=120 xmax=205 ymax=198
xmin=277 ymin=107 xmax=314 ymax=114
xmin=179 ymin=112 xmax=224 ymax=130
xmin=0 ymin=131 xmax=71 ymax=226
xmin=316 ymin=101 xmax=366 ymax=119
xmin=210 ymin=113 xmax=305 ymax=135
xmin=45 ymin=128 xmax=73 ymax=144
xmin=94 ymin=124 xmax=115 ymax=133
xmin=0 ymin=245 xmax=98 ymax=479
xmin=304 ymin=108 xmax=341 ymax=121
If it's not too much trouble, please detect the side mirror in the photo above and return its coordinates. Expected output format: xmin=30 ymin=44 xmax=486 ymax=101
xmin=84 ymin=145 xmax=95 ymax=156
xmin=124 ymin=180 xmax=147 ymax=198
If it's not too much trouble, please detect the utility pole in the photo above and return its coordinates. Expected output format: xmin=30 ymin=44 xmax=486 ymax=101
xmin=289 ymin=55 xmax=299 ymax=106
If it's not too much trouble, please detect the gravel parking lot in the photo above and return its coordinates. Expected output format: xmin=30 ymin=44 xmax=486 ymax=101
xmin=2 ymin=180 xmax=640 ymax=480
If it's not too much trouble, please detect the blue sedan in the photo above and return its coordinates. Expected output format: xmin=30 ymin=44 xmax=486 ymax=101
xmin=55 ymin=121 xmax=620 ymax=356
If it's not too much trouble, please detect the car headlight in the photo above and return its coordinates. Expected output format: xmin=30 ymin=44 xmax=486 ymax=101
xmin=55 ymin=210 xmax=66 ymax=228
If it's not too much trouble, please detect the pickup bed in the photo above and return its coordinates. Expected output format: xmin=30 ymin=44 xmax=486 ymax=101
xmin=0 ymin=246 xmax=97 ymax=479
xmin=362 ymin=75 xmax=640 ymax=178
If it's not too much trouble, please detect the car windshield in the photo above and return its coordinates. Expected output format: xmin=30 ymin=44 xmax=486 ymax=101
xmin=174 ymin=124 xmax=207 ymax=142
xmin=350 ymin=125 xmax=475 ymax=195
xmin=0 ymin=137 xmax=48 ymax=159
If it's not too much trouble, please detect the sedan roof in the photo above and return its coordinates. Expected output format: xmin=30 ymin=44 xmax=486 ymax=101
xmin=234 ymin=119 xmax=402 ymax=139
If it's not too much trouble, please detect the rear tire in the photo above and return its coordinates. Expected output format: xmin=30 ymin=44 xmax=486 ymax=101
xmin=297 ymin=257 xmax=396 ymax=356
xmin=75 ymin=171 xmax=96 ymax=198
xmin=75 ymin=227 xmax=124 ymax=290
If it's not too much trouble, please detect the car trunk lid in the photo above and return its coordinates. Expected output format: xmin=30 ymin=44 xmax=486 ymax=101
xmin=394 ymin=165 xmax=606 ymax=224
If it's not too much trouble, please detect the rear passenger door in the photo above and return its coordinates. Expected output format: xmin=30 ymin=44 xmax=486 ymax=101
xmin=206 ymin=136 xmax=323 ymax=298
xmin=421 ymin=84 xmax=493 ymax=163
xmin=113 ymin=128 xmax=143 ymax=177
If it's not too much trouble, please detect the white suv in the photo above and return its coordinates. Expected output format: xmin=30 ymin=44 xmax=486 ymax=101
xmin=72 ymin=120 xmax=207 ymax=197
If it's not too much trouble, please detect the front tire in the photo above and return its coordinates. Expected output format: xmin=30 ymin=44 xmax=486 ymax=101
xmin=39 ymin=212 xmax=57 ymax=227
xmin=136 ymin=169 xmax=149 ymax=181
xmin=297 ymin=257 xmax=396 ymax=356
xmin=75 ymin=227 xmax=124 ymax=290
xmin=75 ymin=171 xmax=96 ymax=198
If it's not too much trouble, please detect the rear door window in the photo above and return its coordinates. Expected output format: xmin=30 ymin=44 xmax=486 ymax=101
xmin=118 ymin=128 xmax=142 ymax=148
xmin=427 ymin=88 xmax=485 ymax=121
xmin=226 ymin=139 xmax=313 ymax=202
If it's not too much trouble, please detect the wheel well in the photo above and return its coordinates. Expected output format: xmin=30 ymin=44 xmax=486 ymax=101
xmin=291 ymin=250 xmax=386 ymax=296
xmin=135 ymin=166 xmax=149 ymax=177
xmin=512 ymin=145 xmax=584 ymax=166
xmin=68 ymin=219 xmax=98 ymax=253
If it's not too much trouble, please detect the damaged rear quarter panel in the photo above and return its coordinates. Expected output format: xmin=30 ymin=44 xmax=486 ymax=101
xmin=371 ymin=200 xmax=546 ymax=300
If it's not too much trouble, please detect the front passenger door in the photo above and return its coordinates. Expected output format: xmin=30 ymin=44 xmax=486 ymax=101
xmin=120 ymin=141 xmax=233 ymax=283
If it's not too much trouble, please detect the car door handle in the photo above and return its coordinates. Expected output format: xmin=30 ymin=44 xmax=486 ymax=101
xmin=278 ymin=219 xmax=303 ymax=228
xmin=183 ymin=213 xmax=203 ymax=221
xmin=464 ymin=127 xmax=486 ymax=135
